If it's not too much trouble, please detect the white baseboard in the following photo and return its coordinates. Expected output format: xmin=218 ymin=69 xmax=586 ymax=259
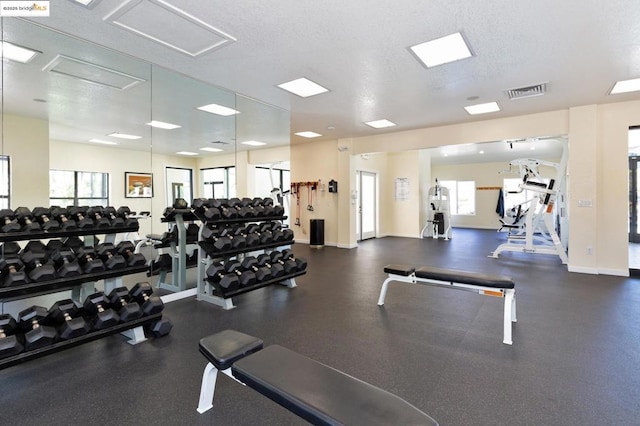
xmin=568 ymin=265 xmax=629 ymax=277
xmin=596 ymin=268 xmax=629 ymax=277
xmin=567 ymin=265 xmax=599 ymax=275
xmin=337 ymin=242 xmax=358 ymax=249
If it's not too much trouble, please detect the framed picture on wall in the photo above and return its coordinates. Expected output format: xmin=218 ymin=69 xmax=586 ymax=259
xmin=125 ymin=172 xmax=153 ymax=198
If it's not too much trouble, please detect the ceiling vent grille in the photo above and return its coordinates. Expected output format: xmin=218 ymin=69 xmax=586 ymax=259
xmin=505 ymin=83 xmax=547 ymax=100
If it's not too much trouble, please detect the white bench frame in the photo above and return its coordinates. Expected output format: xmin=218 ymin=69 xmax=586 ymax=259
xmin=378 ymin=270 xmax=517 ymax=345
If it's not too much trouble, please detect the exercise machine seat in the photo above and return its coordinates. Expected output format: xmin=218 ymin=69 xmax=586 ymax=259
xmin=232 ymin=344 xmax=438 ymax=426
xmin=199 ymin=329 xmax=263 ymax=370
xmin=415 ymin=266 xmax=514 ymax=289
xmin=383 ymin=264 xmax=415 ymax=276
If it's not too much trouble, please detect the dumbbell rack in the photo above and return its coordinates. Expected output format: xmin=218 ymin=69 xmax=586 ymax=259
xmin=158 ymin=209 xmax=199 ymax=293
xmin=0 ymin=223 xmax=159 ymax=370
xmin=193 ymin=211 xmax=305 ymax=310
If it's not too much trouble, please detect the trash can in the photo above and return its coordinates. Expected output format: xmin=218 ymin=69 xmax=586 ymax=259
xmin=310 ymin=219 xmax=325 ymax=248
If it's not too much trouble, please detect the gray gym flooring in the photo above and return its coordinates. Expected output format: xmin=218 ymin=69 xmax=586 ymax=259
xmin=2 ymin=229 xmax=639 ymax=425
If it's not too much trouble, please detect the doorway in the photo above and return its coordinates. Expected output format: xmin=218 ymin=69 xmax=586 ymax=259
xmin=356 ymin=170 xmax=377 ymax=241
xmin=628 ymin=127 xmax=640 ymax=272
xmin=166 ymin=167 xmax=193 ymax=207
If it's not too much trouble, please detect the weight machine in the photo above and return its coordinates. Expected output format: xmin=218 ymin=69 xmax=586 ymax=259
xmin=420 ymin=179 xmax=452 ymax=240
xmin=491 ymin=138 xmax=568 ymax=263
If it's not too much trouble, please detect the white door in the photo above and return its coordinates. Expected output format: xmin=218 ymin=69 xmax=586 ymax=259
xmin=357 ymin=171 xmax=376 ymax=240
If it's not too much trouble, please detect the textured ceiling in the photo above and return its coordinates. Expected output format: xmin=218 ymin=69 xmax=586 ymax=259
xmin=15 ymin=0 xmax=640 ymax=157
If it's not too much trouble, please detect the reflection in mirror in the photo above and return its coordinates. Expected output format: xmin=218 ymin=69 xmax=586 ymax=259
xmin=2 ymin=18 xmax=153 ymax=235
xmin=165 ymin=167 xmax=193 ymax=207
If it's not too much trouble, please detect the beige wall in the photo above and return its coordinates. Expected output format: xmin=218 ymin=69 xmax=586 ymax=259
xmin=4 ymin=114 xmax=49 ymax=207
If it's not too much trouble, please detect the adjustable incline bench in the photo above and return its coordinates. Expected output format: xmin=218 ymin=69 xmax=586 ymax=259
xmin=197 ymin=329 xmax=438 ymax=425
xmin=378 ymin=265 xmax=516 ymax=345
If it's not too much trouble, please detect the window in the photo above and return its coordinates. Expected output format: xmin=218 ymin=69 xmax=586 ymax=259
xmin=50 ymin=170 xmax=109 ymax=207
xmin=255 ymin=166 xmax=290 ymax=201
xmin=201 ymin=166 xmax=236 ymax=199
xmin=440 ymin=180 xmax=475 ymax=215
xmin=0 ymin=156 xmax=9 ymax=209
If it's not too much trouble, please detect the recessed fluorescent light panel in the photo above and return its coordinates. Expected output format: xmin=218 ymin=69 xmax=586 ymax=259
xmin=89 ymin=138 xmax=118 ymax=145
xmin=197 ymin=103 xmax=240 ymax=116
xmin=409 ymin=32 xmax=472 ymax=68
xmin=365 ymin=119 xmax=397 ymax=129
xmin=70 ymin=0 xmax=102 ymax=8
xmin=108 ymin=132 xmax=142 ymax=140
xmin=2 ymin=41 xmax=40 ymax=63
xmin=241 ymin=141 xmax=266 ymax=146
xmin=464 ymin=102 xmax=500 ymax=115
xmin=610 ymin=77 xmax=640 ymax=94
xmin=146 ymin=120 xmax=181 ymax=130
xmin=277 ymin=77 xmax=329 ymax=98
xmin=295 ymin=131 xmax=322 ymax=138
xmin=176 ymin=151 xmax=198 ymax=156
xmin=200 ymin=147 xmax=223 ymax=152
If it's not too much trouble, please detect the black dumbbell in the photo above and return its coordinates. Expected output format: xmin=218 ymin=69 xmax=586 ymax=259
xmin=240 ymin=256 xmax=272 ymax=282
xmin=67 ymin=206 xmax=94 ymax=229
xmin=50 ymin=207 xmax=78 ymax=231
xmin=280 ymin=249 xmax=308 ymax=273
xmin=116 ymin=206 xmax=139 ymax=227
xmin=103 ymin=206 xmax=125 ymax=227
xmin=75 ymin=247 xmax=106 ymax=274
xmin=192 ymin=198 xmax=222 ymax=221
xmin=262 ymin=197 xmax=274 ymax=207
xmin=256 ymin=253 xmax=285 ymax=278
xmin=63 ymin=236 xmax=84 ymax=252
xmin=50 ymin=247 xmax=82 ymax=278
xmin=0 ymin=209 xmax=21 ymax=233
xmin=13 ymin=207 xmax=42 ymax=232
xmin=210 ymin=199 xmax=238 ymax=219
xmin=231 ymin=225 xmax=259 ymax=247
xmin=271 ymin=205 xmax=285 ymax=217
xmin=1 ymin=242 xmax=21 ymax=258
xmin=186 ymin=223 xmax=200 ymax=243
xmin=269 ymin=251 xmax=299 ymax=274
xmin=205 ymin=264 xmax=240 ymax=294
xmin=242 ymin=198 xmax=266 ymax=217
xmin=45 ymin=239 xmax=65 ymax=256
xmin=245 ymin=223 xmax=273 ymax=245
xmin=268 ymin=222 xmax=285 ymax=242
xmin=0 ymin=314 xmax=23 ymax=359
xmin=201 ymin=227 xmax=232 ymax=252
xmin=32 ymin=207 xmax=61 ymax=232
xmin=83 ymin=292 xmax=120 ymax=330
xmin=227 ymin=198 xmax=253 ymax=218
xmin=115 ymin=241 xmax=147 ymax=267
xmin=223 ymin=260 xmax=257 ymax=287
xmin=87 ymin=206 xmax=111 ymax=228
xmin=20 ymin=249 xmax=57 ymax=282
xmin=95 ymin=243 xmax=127 ymax=270
xmin=173 ymin=198 xmax=189 ymax=209
xmin=146 ymin=318 xmax=172 ymax=337
xmin=18 ymin=306 xmax=57 ymax=350
xmin=149 ymin=253 xmax=172 ymax=274
xmin=281 ymin=227 xmax=294 ymax=242
xmin=0 ymin=258 xmax=28 ymax=287
xmin=107 ymin=287 xmax=143 ymax=322
xmin=129 ymin=282 xmax=164 ymax=315
xmin=220 ymin=227 xmax=246 ymax=250
xmin=47 ymin=299 xmax=90 ymax=340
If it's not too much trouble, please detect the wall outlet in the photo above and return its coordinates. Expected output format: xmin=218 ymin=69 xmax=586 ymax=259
xmin=586 ymin=246 xmax=593 ymax=255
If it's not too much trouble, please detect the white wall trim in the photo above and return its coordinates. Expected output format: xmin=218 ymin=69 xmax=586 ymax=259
xmin=160 ymin=287 xmax=197 ymax=303
xmin=597 ymin=268 xmax=629 ymax=277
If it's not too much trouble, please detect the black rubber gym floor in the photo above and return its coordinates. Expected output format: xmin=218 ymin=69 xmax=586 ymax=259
xmin=2 ymin=229 xmax=639 ymax=425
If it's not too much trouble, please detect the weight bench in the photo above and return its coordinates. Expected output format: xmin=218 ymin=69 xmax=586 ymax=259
xmin=378 ymin=264 xmax=516 ymax=345
xmin=197 ymin=329 xmax=438 ymax=425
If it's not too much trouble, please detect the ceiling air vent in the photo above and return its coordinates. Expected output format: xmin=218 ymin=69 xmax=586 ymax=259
xmin=505 ymin=83 xmax=547 ymax=100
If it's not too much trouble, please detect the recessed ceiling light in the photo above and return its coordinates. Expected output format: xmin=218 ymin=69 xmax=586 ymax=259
xmin=146 ymin=120 xmax=181 ymax=130
xmin=108 ymin=132 xmax=142 ymax=140
xmin=409 ymin=32 xmax=472 ymax=68
xmin=365 ymin=119 xmax=397 ymax=129
xmin=2 ymin=41 xmax=40 ymax=63
xmin=464 ymin=102 xmax=500 ymax=115
xmin=70 ymin=0 xmax=102 ymax=7
xmin=479 ymin=150 xmax=485 ymax=154
xmin=295 ymin=131 xmax=322 ymax=138
xmin=277 ymin=77 xmax=329 ymax=98
xmin=89 ymin=138 xmax=118 ymax=145
xmin=610 ymin=77 xmax=640 ymax=94
xmin=530 ymin=147 xmax=536 ymax=151
xmin=200 ymin=147 xmax=224 ymax=152
xmin=176 ymin=151 xmax=198 ymax=156
xmin=241 ymin=141 xmax=267 ymax=146
xmin=196 ymin=103 xmax=240 ymax=116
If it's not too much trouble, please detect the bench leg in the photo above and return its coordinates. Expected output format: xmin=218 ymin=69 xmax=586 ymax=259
xmin=197 ymin=363 xmax=219 ymax=414
xmin=503 ymin=289 xmax=516 ymax=345
xmin=377 ymin=277 xmax=394 ymax=305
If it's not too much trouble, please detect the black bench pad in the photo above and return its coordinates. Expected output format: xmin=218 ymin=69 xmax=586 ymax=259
xmin=232 ymin=345 xmax=438 ymax=426
xmin=383 ymin=264 xmax=416 ymax=276
xmin=199 ymin=330 xmax=263 ymax=370
xmin=415 ymin=266 xmax=515 ymax=289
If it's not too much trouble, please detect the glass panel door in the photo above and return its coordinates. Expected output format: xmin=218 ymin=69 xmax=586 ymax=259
xmin=630 ymin=157 xmax=640 ymax=243
xmin=357 ymin=171 xmax=376 ymax=240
